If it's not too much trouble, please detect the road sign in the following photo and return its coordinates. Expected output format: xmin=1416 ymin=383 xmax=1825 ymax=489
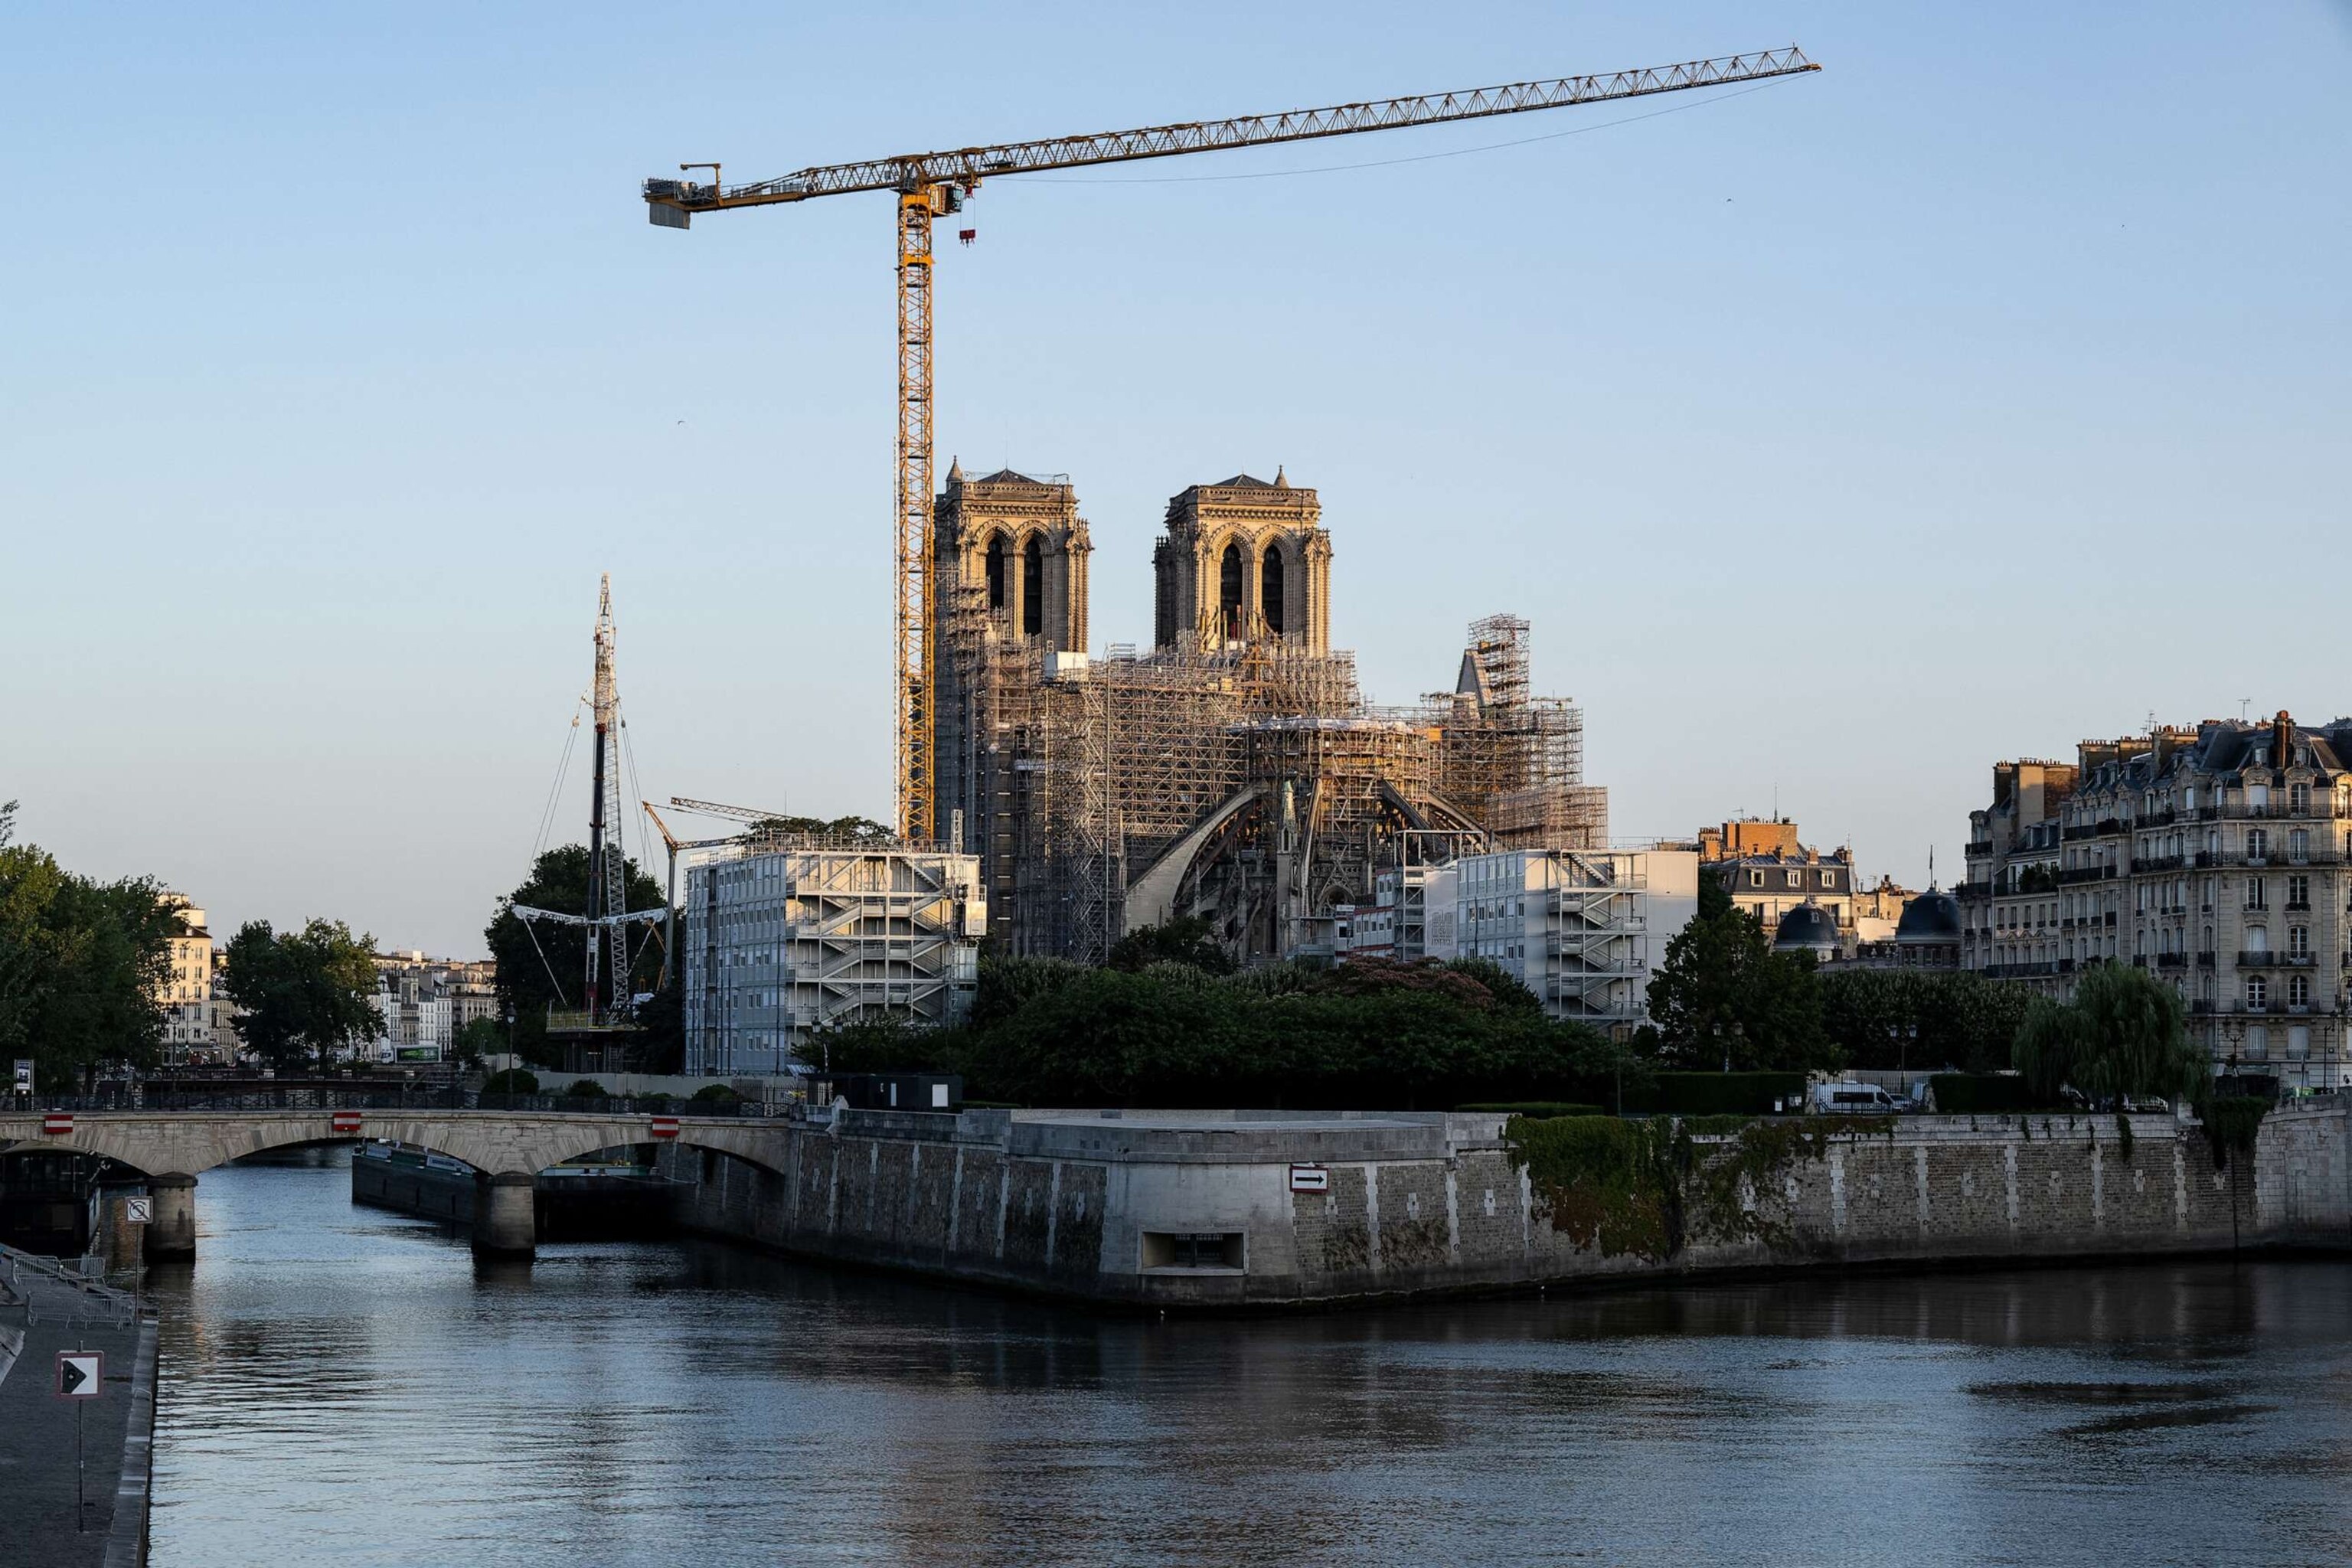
xmin=331 ymin=1110 xmax=364 ymax=1134
xmin=124 ymin=1197 xmax=152 ymax=1225
xmin=1289 ymin=1165 xmax=1331 ymax=1194
xmin=11 ymin=1059 xmax=30 ymax=1093
xmin=55 ymin=1351 xmax=103 ymax=1399
xmin=42 ymin=1112 xmax=73 ymax=1137
xmin=650 ymin=1116 xmax=680 ymax=1139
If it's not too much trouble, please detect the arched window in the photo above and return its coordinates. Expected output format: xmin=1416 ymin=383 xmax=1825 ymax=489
xmin=1022 ymin=537 xmax=1044 ymax=636
xmin=984 ymin=533 xmax=1007 ymax=610
xmin=1262 ymin=544 xmax=1285 ymax=635
xmin=1218 ymin=541 xmax=1243 ymax=638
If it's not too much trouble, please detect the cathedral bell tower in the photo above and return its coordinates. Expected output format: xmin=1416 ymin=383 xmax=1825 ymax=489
xmin=1151 ymin=468 xmax=1331 ymax=654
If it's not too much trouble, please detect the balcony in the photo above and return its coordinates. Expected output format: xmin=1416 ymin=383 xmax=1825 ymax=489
xmin=1966 ymin=841 xmax=1995 ymax=858
xmin=2157 ymin=953 xmax=2188 ymax=970
xmin=2238 ymin=951 xmax=2276 ymax=968
xmin=2135 ymin=854 xmax=2186 ymax=873
xmin=2060 ymin=866 xmax=2114 ymax=885
xmin=2198 ymin=952 xmax=2216 ymax=967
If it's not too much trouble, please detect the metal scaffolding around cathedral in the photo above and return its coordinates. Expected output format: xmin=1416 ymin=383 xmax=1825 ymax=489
xmin=932 ymin=465 xmax=1607 ymax=964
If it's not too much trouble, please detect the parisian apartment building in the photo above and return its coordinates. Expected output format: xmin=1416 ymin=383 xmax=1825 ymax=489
xmin=156 ymin=895 xmax=215 ymax=1062
xmin=1963 ymin=713 xmax=2352 ymax=1090
xmin=368 ymin=952 xmax=499 ymax=1063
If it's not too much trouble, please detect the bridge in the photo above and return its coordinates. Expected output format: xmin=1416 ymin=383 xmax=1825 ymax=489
xmin=0 ymin=1100 xmax=793 ymax=1258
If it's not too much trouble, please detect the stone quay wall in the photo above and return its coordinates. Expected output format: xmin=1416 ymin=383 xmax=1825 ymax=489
xmin=655 ymin=1102 xmax=2352 ymax=1309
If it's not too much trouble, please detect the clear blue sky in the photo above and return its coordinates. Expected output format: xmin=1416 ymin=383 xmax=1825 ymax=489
xmin=7 ymin=3 xmax=2348 ymax=958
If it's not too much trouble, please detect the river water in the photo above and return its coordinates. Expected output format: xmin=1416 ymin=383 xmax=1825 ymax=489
xmin=142 ymin=1150 xmax=2352 ymax=1567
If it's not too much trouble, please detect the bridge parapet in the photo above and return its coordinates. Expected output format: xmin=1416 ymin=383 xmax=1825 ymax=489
xmin=0 ymin=1108 xmax=792 ymax=1181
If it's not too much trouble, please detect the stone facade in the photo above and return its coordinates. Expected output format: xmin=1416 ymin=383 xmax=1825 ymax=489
xmin=1150 ymin=472 xmax=1331 ymax=654
xmin=1965 ymin=714 xmax=2352 ymax=1087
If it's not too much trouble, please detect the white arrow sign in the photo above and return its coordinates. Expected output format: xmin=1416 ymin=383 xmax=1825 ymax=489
xmin=56 ymin=1351 xmax=103 ymax=1399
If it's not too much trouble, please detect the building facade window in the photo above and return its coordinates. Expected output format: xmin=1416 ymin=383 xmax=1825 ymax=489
xmin=2246 ymin=975 xmax=2268 ymax=1010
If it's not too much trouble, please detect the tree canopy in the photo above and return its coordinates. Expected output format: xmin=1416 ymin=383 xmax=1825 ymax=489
xmin=816 ymin=949 xmax=1638 ymax=1110
xmin=1817 ymin=968 xmax=2033 ymax=1076
xmin=219 ymin=918 xmax=381 ymax=1070
xmin=1107 ymin=916 xmax=1233 ymax=975
xmin=1642 ymin=900 xmax=1835 ymax=1073
xmin=0 ymin=802 xmax=178 ymax=1089
xmin=2011 ymin=960 xmax=2206 ymax=1104
xmin=483 ymin=844 xmax=669 ymax=1067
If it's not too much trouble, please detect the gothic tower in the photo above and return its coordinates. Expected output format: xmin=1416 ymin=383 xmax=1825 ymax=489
xmin=1151 ymin=469 xmax=1331 ymax=654
xmin=935 ymin=462 xmax=1090 ymax=652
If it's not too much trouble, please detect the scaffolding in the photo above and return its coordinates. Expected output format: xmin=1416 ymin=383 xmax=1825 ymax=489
xmin=939 ymin=605 xmax=1599 ymax=964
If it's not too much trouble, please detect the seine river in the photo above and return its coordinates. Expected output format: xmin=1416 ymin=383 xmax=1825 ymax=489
xmin=142 ymin=1150 xmax=2352 ymax=1566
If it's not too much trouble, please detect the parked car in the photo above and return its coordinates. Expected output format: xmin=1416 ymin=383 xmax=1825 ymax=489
xmin=1885 ymin=1093 xmax=1922 ymax=1114
xmin=1811 ymin=1081 xmax=1899 ymax=1115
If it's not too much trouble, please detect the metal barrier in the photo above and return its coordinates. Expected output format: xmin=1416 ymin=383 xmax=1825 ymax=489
xmin=1 ymin=1245 xmax=139 ymax=1331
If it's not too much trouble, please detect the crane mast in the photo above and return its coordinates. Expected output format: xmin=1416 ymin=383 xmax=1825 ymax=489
xmin=643 ymin=47 xmax=1819 ymax=842
xmin=586 ymin=575 xmax=627 ymax=1023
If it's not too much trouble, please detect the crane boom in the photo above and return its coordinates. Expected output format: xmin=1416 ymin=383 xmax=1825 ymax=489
xmin=642 ymin=47 xmax=1820 ymax=844
xmin=644 ymin=48 xmax=1817 ymax=215
xmin=668 ymin=795 xmax=795 ymax=825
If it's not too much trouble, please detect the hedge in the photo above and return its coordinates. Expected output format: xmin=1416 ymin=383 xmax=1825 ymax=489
xmin=480 ymin=1068 xmax=539 ymax=1095
xmin=1622 ymin=1073 xmax=1806 ymax=1117
xmin=1457 ymin=1102 xmax=1605 ymax=1120
xmin=1927 ymin=1074 xmax=2046 ymax=1115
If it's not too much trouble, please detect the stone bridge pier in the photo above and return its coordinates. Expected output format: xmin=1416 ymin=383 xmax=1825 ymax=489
xmin=148 ymin=1173 xmax=198 ymax=1260
xmin=475 ymin=1172 xmax=537 ymax=1256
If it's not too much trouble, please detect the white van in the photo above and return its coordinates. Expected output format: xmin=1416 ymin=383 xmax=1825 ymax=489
xmin=1811 ymin=1081 xmax=1898 ymax=1115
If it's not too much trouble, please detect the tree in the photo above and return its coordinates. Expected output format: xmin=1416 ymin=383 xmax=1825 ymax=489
xmin=815 ymin=955 xmax=1626 ymax=1111
xmin=451 ymin=1015 xmax=504 ymax=1070
xmin=1819 ymin=969 xmax=2033 ymax=1076
xmin=1644 ymin=902 xmax=1835 ymax=1073
xmin=2011 ymin=961 xmax=2204 ymax=1104
xmin=0 ymin=808 xmax=178 ymax=1089
xmin=220 ymin=919 xmax=382 ymax=1070
xmin=483 ymin=845 xmax=669 ymax=1067
xmin=1107 ymin=916 xmax=1234 ymax=975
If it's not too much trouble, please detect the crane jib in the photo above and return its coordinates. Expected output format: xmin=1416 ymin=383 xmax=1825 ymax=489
xmin=636 ymin=44 xmax=1820 ymax=847
xmin=642 ymin=47 xmax=1818 ymax=215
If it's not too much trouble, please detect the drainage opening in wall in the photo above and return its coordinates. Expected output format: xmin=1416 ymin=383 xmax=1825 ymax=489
xmin=1141 ymin=1232 xmax=1245 ymax=1272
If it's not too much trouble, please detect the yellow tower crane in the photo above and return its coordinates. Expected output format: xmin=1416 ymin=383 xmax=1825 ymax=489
xmin=642 ymin=47 xmax=1820 ymax=843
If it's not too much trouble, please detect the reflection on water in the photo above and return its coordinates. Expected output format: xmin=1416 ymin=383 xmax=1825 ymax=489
xmin=148 ymin=1152 xmax=2352 ymax=1566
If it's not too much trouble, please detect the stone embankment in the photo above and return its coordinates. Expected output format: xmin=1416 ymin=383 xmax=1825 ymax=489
xmin=658 ymin=1102 xmax=2352 ymax=1308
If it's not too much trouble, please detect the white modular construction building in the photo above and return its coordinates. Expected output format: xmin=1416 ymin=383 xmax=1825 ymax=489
xmin=681 ymin=837 xmax=986 ymax=1076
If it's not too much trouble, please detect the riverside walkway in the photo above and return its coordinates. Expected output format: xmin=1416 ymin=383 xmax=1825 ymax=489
xmin=0 ymin=1246 xmax=157 ymax=1567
